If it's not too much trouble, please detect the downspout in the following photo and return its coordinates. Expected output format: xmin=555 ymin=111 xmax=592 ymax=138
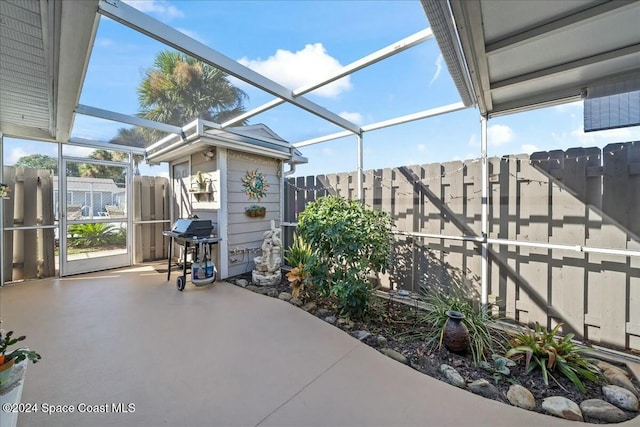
xmin=480 ymin=115 xmax=488 ymax=307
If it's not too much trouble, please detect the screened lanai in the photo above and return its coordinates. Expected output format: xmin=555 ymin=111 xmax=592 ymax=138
xmin=1 ymin=0 xmax=640 ymax=352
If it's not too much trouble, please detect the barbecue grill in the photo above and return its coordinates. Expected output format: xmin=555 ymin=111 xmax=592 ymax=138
xmin=163 ymin=218 xmax=221 ymax=291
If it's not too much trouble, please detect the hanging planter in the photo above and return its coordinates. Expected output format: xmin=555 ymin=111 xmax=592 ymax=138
xmin=245 ymin=205 xmax=266 ymax=218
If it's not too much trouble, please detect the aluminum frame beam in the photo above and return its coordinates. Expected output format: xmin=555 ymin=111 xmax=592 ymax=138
xmin=293 ymin=102 xmax=468 ymax=148
xmin=75 ymin=104 xmax=185 ymax=136
xmin=98 ymin=0 xmax=361 ymax=134
xmin=221 ymin=29 xmax=435 ymax=127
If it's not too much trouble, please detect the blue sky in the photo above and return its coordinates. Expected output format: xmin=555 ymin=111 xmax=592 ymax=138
xmin=4 ymin=0 xmax=640 ymax=178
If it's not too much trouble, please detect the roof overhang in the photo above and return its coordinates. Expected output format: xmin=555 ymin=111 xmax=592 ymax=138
xmin=434 ymin=0 xmax=640 ymax=117
xmin=145 ymin=119 xmax=308 ymax=165
xmin=0 ymin=0 xmax=99 ymax=142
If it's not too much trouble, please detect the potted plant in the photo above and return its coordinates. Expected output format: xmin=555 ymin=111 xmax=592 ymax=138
xmin=245 ymin=204 xmax=266 ymax=218
xmin=0 ymin=328 xmax=41 ymax=385
xmin=193 ymin=171 xmax=209 ymax=192
xmin=0 ymin=183 xmax=10 ymax=199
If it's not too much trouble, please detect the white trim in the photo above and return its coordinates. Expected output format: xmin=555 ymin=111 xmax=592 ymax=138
xmin=480 ymin=115 xmax=488 ymax=306
xmin=217 ymin=148 xmax=229 ymax=279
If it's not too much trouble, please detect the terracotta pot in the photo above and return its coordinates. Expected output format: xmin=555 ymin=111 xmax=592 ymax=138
xmin=443 ymin=310 xmax=470 ymax=353
xmin=0 ymin=358 xmax=16 ymax=386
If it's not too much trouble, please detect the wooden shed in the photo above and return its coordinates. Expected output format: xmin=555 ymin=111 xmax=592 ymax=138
xmin=146 ymin=119 xmax=307 ymax=279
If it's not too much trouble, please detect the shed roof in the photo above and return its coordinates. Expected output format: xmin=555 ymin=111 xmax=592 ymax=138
xmin=145 ymin=121 xmax=307 ymax=165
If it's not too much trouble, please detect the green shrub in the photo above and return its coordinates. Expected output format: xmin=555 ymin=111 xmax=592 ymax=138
xmin=284 ymin=233 xmax=312 ymax=267
xmin=418 ymin=286 xmax=505 ymax=365
xmin=505 ymin=322 xmax=601 ymax=393
xmin=297 ymin=196 xmax=393 ymax=318
xmin=68 ymin=223 xmax=116 ymax=247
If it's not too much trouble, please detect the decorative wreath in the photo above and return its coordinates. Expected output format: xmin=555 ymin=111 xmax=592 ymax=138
xmin=242 ymin=169 xmax=269 ymax=201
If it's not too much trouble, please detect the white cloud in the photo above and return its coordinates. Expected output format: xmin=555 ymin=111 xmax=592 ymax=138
xmin=487 ymin=124 xmax=514 ymax=146
xmin=417 ymin=143 xmax=427 ymax=153
xmin=238 ymin=43 xmax=352 ymax=98
xmin=339 ymin=111 xmax=363 ymax=124
xmin=7 ymin=147 xmax=28 ymax=165
xmin=321 ymin=147 xmax=335 ymax=156
xmin=122 ymin=0 xmax=184 ymax=19
xmin=176 ymin=28 xmax=206 ymax=44
xmin=521 ymin=144 xmax=540 ymax=154
xmin=467 ymin=133 xmax=478 ymax=147
xmin=429 ymin=54 xmax=443 ymax=86
xmin=96 ymin=38 xmax=113 ymax=48
xmin=552 ymin=125 xmax=640 ymax=148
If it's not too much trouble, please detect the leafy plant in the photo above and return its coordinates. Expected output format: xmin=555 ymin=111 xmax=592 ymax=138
xmin=245 ymin=204 xmax=265 ymax=212
xmin=504 ymin=322 xmax=601 ymax=393
xmin=297 ymin=196 xmax=393 ymax=318
xmin=479 ymin=354 xmax=517 ymax=384
xmin=286 ymin=263 xmax=310 ymax=299
xmin=0 ymin=330 xmax=41 ymax=365
xmin=284 ymin=233 xmax=313 ymax=267
xmin=418 ymin=286 xmax=505 ymax=365
xmin=68 ymin=223 xmax=116 ymax=247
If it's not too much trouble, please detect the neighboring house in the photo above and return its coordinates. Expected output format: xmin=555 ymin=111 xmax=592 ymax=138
xmin=52 ymin=177 xmax=125 ymax=218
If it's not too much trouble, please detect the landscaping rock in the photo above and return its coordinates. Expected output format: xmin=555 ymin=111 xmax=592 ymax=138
xmin=301 ymin=302 xmax=317 ymax=313
xmin=468 ymin=379 xmax=500 ymax=400
xmin=439 ymin=364 xmax=465 ymax=389
xmin=336 ymin=318 xmax=354 ymax=330
xmin=246 ymin=285 xmax=258 ymax=292
xmin=278 ymin=292 xmax=292 ymax=301
xmin=381 ymin=348 xmax=408 ymax=365
xmin=324 ymin=316 xmax=337 ymax=325
xmin=316 ymin=308 xmax=331 ymax=318
xmin=507 ymin=384 xmax=536 ymax=411
xmin=236 ymin=279 xmax=248 ymax=287
xmin=377 ymin=335 xmax=388 ymax=347
xmin=266 ymin=288 xmax=278 ymax=298
xmin=580 ymin=399 xmax=629 ymax=423
xmin=541 ymin=396 xmax=583 ymax=421
xmin=289 ymin=297 xmax=303 ymax=307
xmin=353 ymin=330 xmax=371 ymax=341
xmin=602 ymin=385 xmax=639 ymax=412
xmin=254 ymin=287 xmax=268 ymax=295
xmin=596 ymin=361 xmax=639 ymax=397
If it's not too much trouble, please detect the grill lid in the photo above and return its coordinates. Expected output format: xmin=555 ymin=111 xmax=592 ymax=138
xmin=171 ymin=219 xmax=213 ymax=237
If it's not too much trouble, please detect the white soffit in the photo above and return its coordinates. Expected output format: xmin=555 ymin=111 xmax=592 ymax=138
xmin=448 ymin=0 xmax=640 ymax=117
xmin=0 ymin=0 xmax=99 ymax=142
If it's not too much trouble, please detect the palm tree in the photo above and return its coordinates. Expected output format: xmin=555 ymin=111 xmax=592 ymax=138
xmin=109 ymin=127 xmax=146 ymax=175
xmin=138 ymin=50 xmax=248 ymax=141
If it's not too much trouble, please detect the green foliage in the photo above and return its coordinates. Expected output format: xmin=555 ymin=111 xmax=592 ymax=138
xmin=479 ymin=354 xmax=517 ymax=384
xmin=418 ymin=286 xmax=505 ymax=365
xmin=68 ymin=223 xmax=117 ymax=247
xmin=138 ymin=50 xmax=248 ymax=141
xmin=284 ymin=233 xmax=313 ymax=267
xmin=14 ymin=154 xmax=58 ymax=173
xmin=505 ymin=322 xmax=601 ymax=393
xmin=0 ymin=330 xmax=41 ymax=365
xmin=297 ymin=196 xmax=393 ymax=318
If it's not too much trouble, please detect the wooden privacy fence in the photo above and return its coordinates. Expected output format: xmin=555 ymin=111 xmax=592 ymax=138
xmin=284 ymin=141 xmax=640 ymax=352
xmin=2 ymin=167 xmax=170 ymax=282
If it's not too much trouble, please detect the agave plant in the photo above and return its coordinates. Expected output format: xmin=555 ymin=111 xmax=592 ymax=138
xmin=505 ymin=322 xmax=601 ymax=393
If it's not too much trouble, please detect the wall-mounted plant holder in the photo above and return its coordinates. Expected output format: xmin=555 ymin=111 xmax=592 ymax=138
xmin=245 ymin=205 xmax=266 ymax=218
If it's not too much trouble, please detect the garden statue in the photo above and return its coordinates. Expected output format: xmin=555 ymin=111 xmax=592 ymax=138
xmin=252 ymin=220 xmax=282 ymax=286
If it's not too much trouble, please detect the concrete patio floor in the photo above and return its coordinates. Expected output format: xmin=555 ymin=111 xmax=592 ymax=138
xmin=1 ymin=264 xmax=637 ymax=426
